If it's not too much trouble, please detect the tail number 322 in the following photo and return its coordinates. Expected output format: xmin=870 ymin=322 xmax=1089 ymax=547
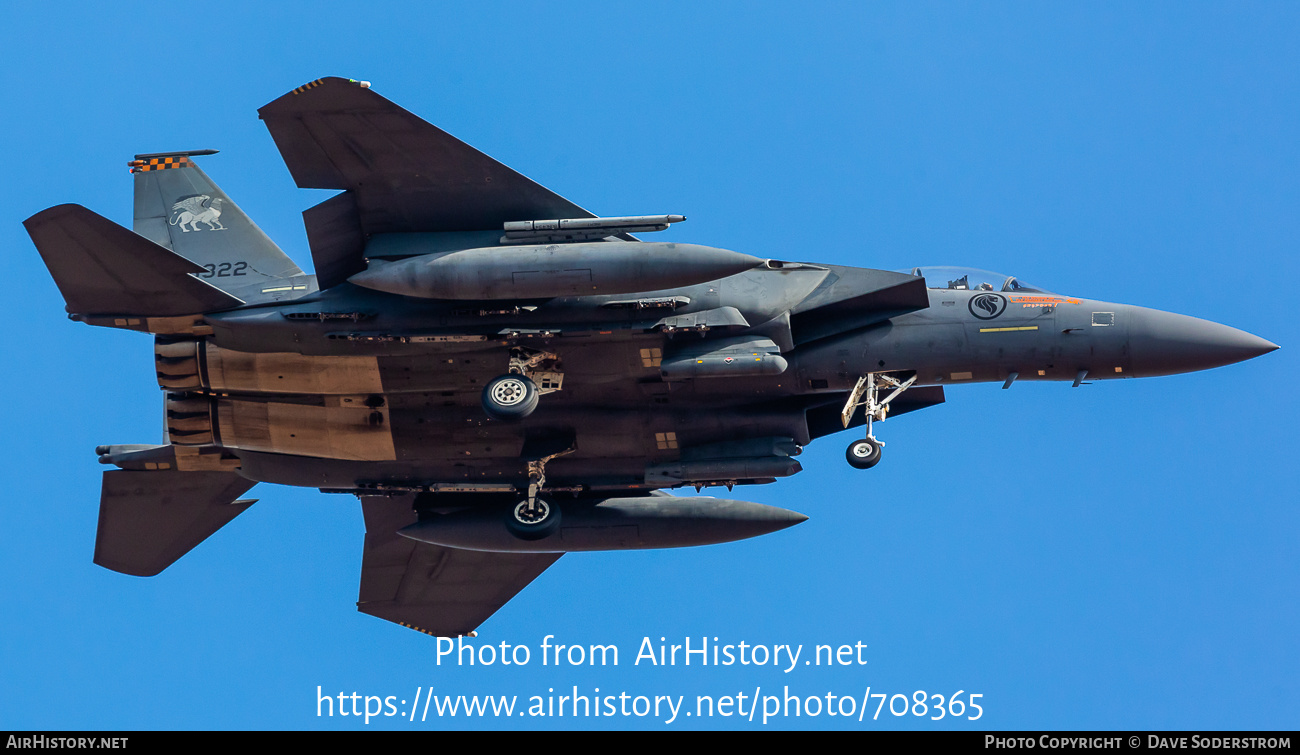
xmin=198 ymin=262 xmax=249 ymax=278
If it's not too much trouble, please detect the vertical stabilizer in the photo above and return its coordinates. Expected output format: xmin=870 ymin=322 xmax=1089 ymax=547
xmin=131 ymin=151 xmax=316 ymax=304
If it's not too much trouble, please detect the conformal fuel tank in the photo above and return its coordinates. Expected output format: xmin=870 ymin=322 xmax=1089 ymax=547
xmin=348 ymin=242 xmax=764 ymax=300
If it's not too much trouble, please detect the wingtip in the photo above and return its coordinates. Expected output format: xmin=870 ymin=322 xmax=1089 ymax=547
xmin=259 ymin=76 xmax=380 ymax=118
xmin=24 ymin=203 xmax=86 ymax=228
xmin=289 ymin=76 xmax=370 ymax=94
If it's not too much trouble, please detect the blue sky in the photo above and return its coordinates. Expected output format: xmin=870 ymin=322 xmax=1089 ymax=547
xmin=1 ymin=2 xmax=1295 ymax=730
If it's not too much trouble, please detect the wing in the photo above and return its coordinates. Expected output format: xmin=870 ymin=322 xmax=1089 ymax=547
xmin=259 ymin=77 xmax=632 ymax=289
xmin=356 ymin=495 xmax=561 ymax=637
xmin=258 ymin=77 xmax=597 ymax=234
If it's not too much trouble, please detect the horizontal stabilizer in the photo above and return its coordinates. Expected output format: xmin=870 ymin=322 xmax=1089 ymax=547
xmin=357 ymin=495 xmax=560 ymax=637
xmin=24 ymin=204 xmax=243 ymax=317
xmin=95 ymin=470 xmax=256 ymax=577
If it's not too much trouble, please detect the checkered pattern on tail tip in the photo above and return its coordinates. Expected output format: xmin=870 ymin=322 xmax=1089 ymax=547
xmin=128 ymin=156 xmax=191 ymax=173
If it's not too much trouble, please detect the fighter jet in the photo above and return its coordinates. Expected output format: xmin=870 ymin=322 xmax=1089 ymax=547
xmin=23 ymin=77 xmax=1278 ymax=638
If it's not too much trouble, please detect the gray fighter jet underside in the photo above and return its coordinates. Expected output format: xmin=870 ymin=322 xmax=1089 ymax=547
xmin=24 ymin=78 xmax=1278 ymax=637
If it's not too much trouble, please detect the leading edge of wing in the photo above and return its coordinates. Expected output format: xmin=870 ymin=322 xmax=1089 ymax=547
xmin=356 ymin=495 xmax=561 ymax=637
xmin=258 ymin=77 xmax=597 ymax=234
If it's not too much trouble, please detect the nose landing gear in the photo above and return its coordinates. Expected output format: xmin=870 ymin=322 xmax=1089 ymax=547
xmin=846 ymin=437 xmax=882 ymax=469
xmin=840 ymin=372 xmax=916 ymax=470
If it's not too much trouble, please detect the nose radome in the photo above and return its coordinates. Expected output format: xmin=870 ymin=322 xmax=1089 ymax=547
xmin=1128 ymin=307 xmax=1278 ymax=377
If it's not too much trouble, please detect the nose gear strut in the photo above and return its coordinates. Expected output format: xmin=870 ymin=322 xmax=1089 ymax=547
xmin=840 ymin=372 xmax=917 ymax=469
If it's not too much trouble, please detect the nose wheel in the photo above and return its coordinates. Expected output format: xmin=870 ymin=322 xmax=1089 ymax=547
xmin=840 ymin=372 xmax=915 ymax=470
xmin=845 ymin=437 xmax=882 ymax=469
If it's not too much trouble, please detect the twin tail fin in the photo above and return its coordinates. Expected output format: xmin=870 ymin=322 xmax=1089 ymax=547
xmin=23 ymin=151 xmax=316 ymax=322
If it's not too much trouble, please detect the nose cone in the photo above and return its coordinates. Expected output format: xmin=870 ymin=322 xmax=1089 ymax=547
xmin=1128 ymin=307 xmax=1278 ymax=377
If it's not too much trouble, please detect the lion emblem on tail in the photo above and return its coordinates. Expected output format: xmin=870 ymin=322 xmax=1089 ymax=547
xmin=169 ymin=195 xmax=226 ymax=232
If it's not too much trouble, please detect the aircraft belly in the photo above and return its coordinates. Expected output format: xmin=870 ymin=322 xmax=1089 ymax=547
xmin=234 ymin=452 xmax=651 ymax=491
xmin=228 ymin=401 xmax=811 ymax=490
xmin=206 ymin=345 xmax=384 ymax=394
xmin=159 ymin=339 xmax=515 ymax=395
xmin=215 ymin=397 xmax=397 ymax=461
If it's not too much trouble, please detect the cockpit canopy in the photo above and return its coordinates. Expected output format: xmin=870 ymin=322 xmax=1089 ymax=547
xmin=905 ymin=266 xmax=1051 ymax=294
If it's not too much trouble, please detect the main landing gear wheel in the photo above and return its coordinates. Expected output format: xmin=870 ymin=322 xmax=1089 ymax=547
xmin=505 ymin=498 xmax=562 ymax=540
xmin=482 ymin=374 xmax=539 ymax=421
xmin=846 ymin=438 xmax=882 ymax=469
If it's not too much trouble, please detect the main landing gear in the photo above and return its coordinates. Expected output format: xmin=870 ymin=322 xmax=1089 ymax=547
xmin=504 ymin=443 xmax=575 ymax=540
xmin=482 ymin=374 xmax=539 ymax=421
xmin=481 ymin=346 xmax=564 ymax=421
xmin=507 ymin=497 xmax=559 ymax=540
xmin=840 ymin=373 xmax=916 ymax=470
